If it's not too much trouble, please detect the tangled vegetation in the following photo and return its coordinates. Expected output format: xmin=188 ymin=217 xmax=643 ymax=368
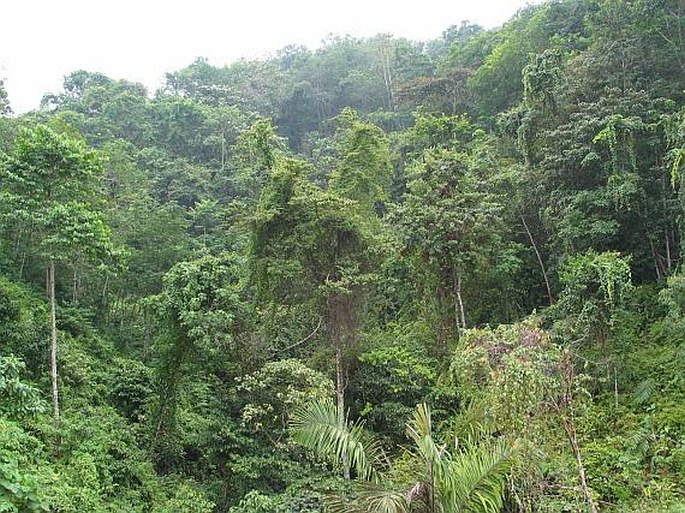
xmin=1 ymin=1 xmax=684 ymax=511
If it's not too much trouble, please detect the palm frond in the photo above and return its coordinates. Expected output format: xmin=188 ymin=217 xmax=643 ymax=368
xmin=448 ymin=399 xmax=496 ymax=449
xmin=407 ymin=403 xmax=432 ymax=444
xmin=290 ymin=397 xmax=381 ymax=481
xmin=295 ymin=401 xmax=513 ymax=513
xmin=439 ymin=440 xmax=513 ymax=513
xmin=325 ymin=483 xmax=410 ymax=513
xmin=406 ymin=402 xmax=446 ymax=470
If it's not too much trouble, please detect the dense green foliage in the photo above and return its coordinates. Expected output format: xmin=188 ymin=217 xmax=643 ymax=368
xmin=1 ymin=1 xmax=684 ymax=511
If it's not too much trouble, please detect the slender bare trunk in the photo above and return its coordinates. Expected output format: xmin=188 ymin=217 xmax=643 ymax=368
xmin=335 ymin=339 xmax=345 ymax=424
xmin=563 ymin=417 xmax=599 ymax=513
xmin=666 ymin=233 xmax=672 ymax=274
xmin=18 ymin=251 xmax=26 ymax=280
xmin=614 ymin=362 xmax=619 ymax=409
xmin=436 ymin=281 xmax=453 ymax=348
xmin=455 ymin=272 xmax=466 ymax=329
xmin=520 ymin=212 xmax=554 ymax=305
xmin=377 ymin=40 xmax=395 ymax=113
xmin=334 ymin=321 xmax=350 ymax=479
xmin=221 ymin=136 xmax=226 ymax=173
xmin=328 ymin=294 xmax=350 ymax=478
xmin=453 ymin=283 xmax=461 ymax=341
xmin=383 ymin=56 xmax=395 ymax=112
xmin=49 ymin=261 xmax=61 ymax=446
xmin=557 ymin=352 xmax=599 ymax=513
xmin=662 ymin=174 xmax=673 ymax=275
xmin=649 ymin=238 xmax=663 ymax=281
xmin=101 ymin=274 xmax=109 ymax=311
xmin=72 ymin=268 xmax=78 ymax=303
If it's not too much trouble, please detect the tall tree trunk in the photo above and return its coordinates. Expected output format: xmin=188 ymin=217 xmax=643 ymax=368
xmin=48 ymin=261 xmax=61 ymax=445
xmin=436 ymin=281 xmax=454 ymax=349
xmin=72 ymin=268 xmax=78 ymax=303
xmin=563 ymin=416 xmax=599 ymax=513
xmin=662 ymin=174 xmax=674 ymax=275
xmin=557 ymin=352 xmax=599 ymax=513
xmin=376 ymin=38 xmax=395 ymax=113
xmin=221 ymin=135 xmax=226 ymax=173
xmin=335 ymin=336 xmax=346 ymax=431
xmin=101 ymin=274 xmax=109 ymax=313
xmin=666 ymin=232 xmax=672 ymax=274
xmin=452 ymin=282 xmax=461 ymax=342
xmin=331 ymin=295 xmax=350 ymax=479
xmin=334 ymin=327 xmax=350 ymax=479
xmin=648 ymin=238 xmax=663 ymax=280
xmin=455 ymin=271 xmax=466 ymax=329
xmin=520 ymin=212 xmax=554 ymax=305
xmin=18 ymin=251 xmax=26 ymax=280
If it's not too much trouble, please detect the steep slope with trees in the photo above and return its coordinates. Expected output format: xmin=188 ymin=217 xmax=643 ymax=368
xmin=1 ymin=1 xmax=684 ymax=511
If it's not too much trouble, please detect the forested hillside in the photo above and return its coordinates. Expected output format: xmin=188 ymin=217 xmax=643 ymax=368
xmin=1 ymin=1 xmax=684 ymax=511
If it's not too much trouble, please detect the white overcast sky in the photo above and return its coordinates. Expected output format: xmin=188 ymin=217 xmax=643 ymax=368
xmin=1 ymin=0 xmax=540 ymax=114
